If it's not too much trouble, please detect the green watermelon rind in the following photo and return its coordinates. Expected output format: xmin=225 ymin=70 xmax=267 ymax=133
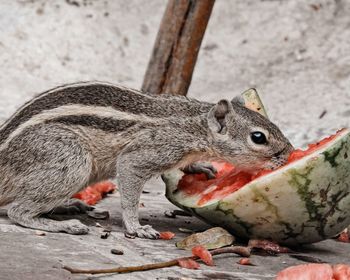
xmin=163 ymin=130 xmax=350 ymax=245
xmin=241 ymin=88 xmax=268 ymax=118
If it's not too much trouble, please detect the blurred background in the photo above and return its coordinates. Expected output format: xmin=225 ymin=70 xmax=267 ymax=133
xmin=0 ymin=0 xmax=349 ymax=147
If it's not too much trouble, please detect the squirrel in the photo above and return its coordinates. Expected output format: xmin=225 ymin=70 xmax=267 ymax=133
xmin=0 ymin=82 xmax=293 ymax=239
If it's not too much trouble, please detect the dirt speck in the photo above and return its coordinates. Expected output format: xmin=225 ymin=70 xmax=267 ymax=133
xmin=310 ymin=3 xmax=322 ymax=11
xmin=203 ymin=43 xmax=218 ymax=51
xmin=36 ymin=8 xmax=44 ymax=15
xmin=140 ymin=23 xmax=149 ymax=35
xmin=66 ymin=0 xmax=80 ymax=7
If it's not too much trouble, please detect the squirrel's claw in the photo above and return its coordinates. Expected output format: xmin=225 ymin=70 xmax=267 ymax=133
xmin=125 ymin=225 xmax=160 ymax=239
xmin=183 ymin=162 xmax=217 ymax=180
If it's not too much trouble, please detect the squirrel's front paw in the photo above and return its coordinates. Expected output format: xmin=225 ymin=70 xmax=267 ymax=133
xmin=184 ymin=162 xmax=217 ymax=179
xmin=126 ymin=225 xmax=160 ymax=239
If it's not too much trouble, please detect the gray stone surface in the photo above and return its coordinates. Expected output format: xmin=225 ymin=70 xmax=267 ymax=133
xmin=0 ymin=0 xmax=350 ymax=279
xmin=0 ymin=179 xmax=349 ymax=280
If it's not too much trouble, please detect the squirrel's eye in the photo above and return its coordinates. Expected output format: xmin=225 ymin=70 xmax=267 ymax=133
xmin=251 ymin=131 xmax=267 ymax=145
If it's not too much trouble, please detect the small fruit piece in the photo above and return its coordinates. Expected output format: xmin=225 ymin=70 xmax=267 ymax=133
xmin=177 ymin=258 xmax=200 ymax=269
xmin=191 ymin=245 xmax=214 ymax=266
xmin=238 ymin=258 xmax=252 ymax=266
xmin=333 ymin=264 xmax=350 ymax=280
xmin=75 ymin=186 xmax=102 ymax=205
xmin=337 ymin=229 xmax=349 ymax=243
xmin=276 ymin=263 xmax=350 ymax=280
xmin=93 ymin=181 xmax=117 ymax=193
xmin=276 ymin=263 xmax=333 ymax=280
xmin=159 ymin=231 xmax=175 ymax=240
xmin=73 ymin=181 xmax=117 ymax=205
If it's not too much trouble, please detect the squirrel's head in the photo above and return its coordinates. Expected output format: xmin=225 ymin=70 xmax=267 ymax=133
xmin=207 ymin=99 xmax=293 ymax=171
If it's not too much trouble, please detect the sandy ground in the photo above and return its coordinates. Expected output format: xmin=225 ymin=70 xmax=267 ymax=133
xmin=0 ymin=0 xmax=349 ymax=279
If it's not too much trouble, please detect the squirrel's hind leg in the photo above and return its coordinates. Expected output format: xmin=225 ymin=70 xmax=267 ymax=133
xmin=2 ymin=124 xmax=93 ymax=234
xmin=50 ymin=198 xmax=94 ymax=215
xmin=8 ymin=203 xmax=89 ymax=234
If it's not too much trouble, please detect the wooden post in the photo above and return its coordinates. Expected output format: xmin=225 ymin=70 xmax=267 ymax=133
xmin=142 ymin=0 xmax=215 ymax=96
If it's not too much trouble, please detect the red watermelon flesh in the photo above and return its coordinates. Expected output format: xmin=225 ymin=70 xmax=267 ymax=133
xmin=159 ymin=231 xmax=176 ymax=240
xmin=177 ymin=258 xmax=200 ymax=269
xmin=73 ymin=181 xmax=117 ymax=205
xmin=276 ymin=264 xmax=333 ymax=280
xmin=178 ymin=129 xmax=345 ymax=206
xmin=337 ymin=230 xmax=350 ymax=243
xmin=333 ymin=264 xmax=350 ymax=280
xmin=191 ymin=245 xmax=214 ymax=266
xmin=276 ymin=263 xmax=350 ymax=280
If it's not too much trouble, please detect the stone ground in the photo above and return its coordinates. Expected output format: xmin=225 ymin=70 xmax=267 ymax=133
xmin=0 ymin=0 xmax=350 ymax=279
xmin=0 ymin=178 xmax=349 ymax=280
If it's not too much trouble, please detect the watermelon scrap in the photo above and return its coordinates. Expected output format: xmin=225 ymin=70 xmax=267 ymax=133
xmin=276 ymin=263 xmax=350 ymax=280
xmin=191 ymin=245 xmax=214 ymax=266
xmin=276 ymin=263 xmax=333 ymax=280
xmin=177 ymin=258 xmax=200 ymax=269
xmin=333 ymin=264 xmax=350 ymax=280
xmin=238 ymin=258 xmax=252 ymax=266
xmin=337 ymin=229 xmax=350 ymax=243
xmin=159 ymin=231 xmax=175 ymax=240
xmin=73 ymin=181 xmax=117 ymax=205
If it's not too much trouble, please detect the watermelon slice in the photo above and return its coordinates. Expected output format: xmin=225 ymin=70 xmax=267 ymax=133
xmin=163 ymin=128 xmax=350 ymax=245
xmin=163 ymin=89 xmax=350 ymax=245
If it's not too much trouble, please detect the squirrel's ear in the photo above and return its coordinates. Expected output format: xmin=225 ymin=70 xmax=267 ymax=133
xmin=231 ymin=88 xmax=260 ymax=106
xmin=231 ymin=95 xmax=245 ymax=106
xmin=207 ymin=99 xmax=233 ymax=134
